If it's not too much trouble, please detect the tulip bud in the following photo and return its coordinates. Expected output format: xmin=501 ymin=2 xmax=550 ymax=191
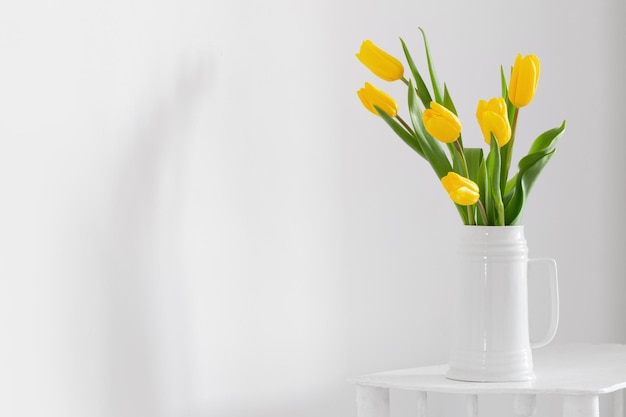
xmin=441 ymin=172 xmax=480 ymax=206
xmin=357 ymin=82 xmax=398 ymax=117
xmin=422 ymin=102 xmax=462 ymax=143
xmin=356 ymin=40 xmax=405 ymax=82
xmin=476 ymin=97 xmax=511 ymax=147
xmin=508 ymin=54 xmax=540 ymax=108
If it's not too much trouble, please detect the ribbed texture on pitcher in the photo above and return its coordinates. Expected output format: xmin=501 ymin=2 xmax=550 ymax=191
xmin=458 ymin=226 xmax=528 ymax=262
xmin=447 ymin=226 xmax=535 ymax=382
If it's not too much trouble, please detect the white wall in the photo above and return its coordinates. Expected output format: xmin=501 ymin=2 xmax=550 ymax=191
xmin=0 ymin=0 xmax=624 ymax=416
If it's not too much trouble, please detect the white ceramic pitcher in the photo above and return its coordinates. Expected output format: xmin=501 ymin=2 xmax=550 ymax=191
xmin=446 ymin=226 xmax=559 ymax=382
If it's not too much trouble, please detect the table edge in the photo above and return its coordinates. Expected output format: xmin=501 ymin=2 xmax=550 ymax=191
xmin=349 ymin=379 xmax=626 ymax=395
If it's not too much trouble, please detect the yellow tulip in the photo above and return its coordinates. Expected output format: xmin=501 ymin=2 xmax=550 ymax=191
xmin=357 ymin=82 xmax=398 ymax=117
xmin=441 ymin=172 xmax=480 ymax=206
xmin=422 ymin=102 xmax=462 ymax=143
xmin=508 ymin=54 xmax=540 ymax=108
xmin=476 ymin=97 xmax=511 ymax=147
xmin=356 ymin=40 xmax=405 ymax=82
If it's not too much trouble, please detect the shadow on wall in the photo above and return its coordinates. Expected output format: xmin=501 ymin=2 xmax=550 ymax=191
xmin=96 ymin=55 xmax=214 ymax=417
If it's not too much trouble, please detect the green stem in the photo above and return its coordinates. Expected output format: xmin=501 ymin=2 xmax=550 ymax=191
xmin=476 ymin=199 xmax=489 ymax=225
xmin=396 ymin=115 xmax=415 ymax=136
xmin=453 ymin=140 xmax=474 ymax=225
xmin=465 ymin=206 xmax=473 ymax=226
xmin=501 ymin=108 xmax=519 ymax=191
xmin=401 ymin=76 xmax=410 ymax=86
xmin=453 ymin=141 xmax=470 ymax=178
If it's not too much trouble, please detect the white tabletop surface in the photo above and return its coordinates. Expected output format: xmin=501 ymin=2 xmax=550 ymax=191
xmin=349 ymin=344 xmax=626 ymax=395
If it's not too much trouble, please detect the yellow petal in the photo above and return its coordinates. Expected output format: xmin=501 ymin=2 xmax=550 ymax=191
xmin=476 ymin=99 xmax=488 ymax=118
xmin=441 ymin=172 xmax=480 ymax=206
xmin=476 ymin=97 xmax=511 ymax=146
xmin=488 ymin=97 xmax=507 ymax=114
xmin=482 ymin=111 xmax=511 ymax=147
xmin=508 ymin=54 xmax=522 ymax=105
xmin=356 ymin=40 xmax=405 ymax=82
xmin=356 ymin=82 xmax=398 ymax=117
xmin=422 ymin=102 xmax=462 ymax=143
xmin=509 ymin=54 xmax=541 ymax=108
xmin=450 ymin=187 xmax=480 ymax=206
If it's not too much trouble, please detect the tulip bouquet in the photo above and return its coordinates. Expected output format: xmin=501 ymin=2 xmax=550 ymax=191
xmin=356 ymin=29 xmax=566 ymax=226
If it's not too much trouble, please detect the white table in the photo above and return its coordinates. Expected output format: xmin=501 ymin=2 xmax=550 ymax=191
xmin=349 ymin=344 xmax=626 ymax=417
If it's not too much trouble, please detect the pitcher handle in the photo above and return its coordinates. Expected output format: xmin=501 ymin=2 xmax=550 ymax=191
xmin=528 ymin=258 xmax=559 ymax=348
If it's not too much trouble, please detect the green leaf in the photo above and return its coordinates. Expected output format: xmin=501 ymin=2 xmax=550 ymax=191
xmin=528 ymin=120 xmax=567 ymax=154
xmin=447 ymin=142 xmax=464 ymax=174
xmin=499 ymin=66 xmax=518 ymax=195
xmin=442 ymin=84 xmax=465 ymax=165
xmin=406 ymin=79 xmax=467 ymax=225
xmin=500 ymin=65 xmax=507 ymax=97
xmin=465 ymin=148 xmax=485 ymax=185
xmin=504 ymin=149 xmax=556 ymax=225
xmin=400 ymin=37 xmax=432 ymax=108
xmin=499 ymin=108 xmax=518 ymax=195
xmin=406 ymin=79 xmax=453 ymax=179
xmin=503 ymin=120 xmax=567 ymax=225
xmin=443 ymin=84 xmax=463 ymax=148
xmin=465 ymin=147 xmax=485 ymax=226
xmin=500 ymin=65 xmax=516 ymax=125
xmin=477 ymin=157 xmax=489 ymax=225
xmin=443 ymin=84 xmax=459 ymax=115
xmin=503 ymin=173 xmax=517 ymax=202
xmin=486 ymin=135 xmax=504 ymax=225
xmin=375 ymin=107 xmax=425 ymax=159
xmin=456 ymin=203 xmax=471 ymax=225
xmin=418 ymin=27 xmax=443 ymax=104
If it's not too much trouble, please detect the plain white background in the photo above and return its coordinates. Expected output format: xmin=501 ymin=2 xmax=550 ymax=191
xmin=0 ymin=0 xmax=624 ymax=416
